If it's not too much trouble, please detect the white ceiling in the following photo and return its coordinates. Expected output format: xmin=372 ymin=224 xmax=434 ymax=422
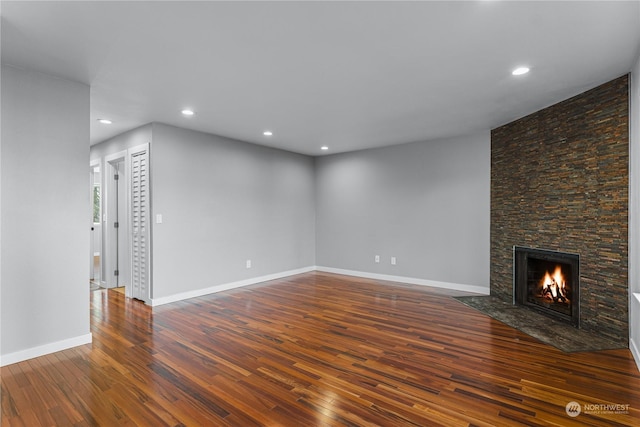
xmin=2 ymin=1 xmax=639 ymax=156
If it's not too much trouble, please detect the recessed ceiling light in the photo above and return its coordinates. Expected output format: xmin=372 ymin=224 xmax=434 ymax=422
xmin=512 ymin=67 xmax=530 ymax=76
xmin=181 ymin=109 xmax=195 ymax=116
xmin=321 ymin=146 xmax=329 ymax=151
xmin=97 ymin=119 xmax=112 ymax=125
xmin=263 ymin=131 xmax=273 ymax=136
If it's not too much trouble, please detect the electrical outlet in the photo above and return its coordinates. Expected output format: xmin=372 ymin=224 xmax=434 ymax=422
xmin=375 ymin=255 xmax=380 ymax=263
xmin=391 ymin=256 xmax=397 ymax=265
xmin=246 ymin=259 xmax=252 ymax=269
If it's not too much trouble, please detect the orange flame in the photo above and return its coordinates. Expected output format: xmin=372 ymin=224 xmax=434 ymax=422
xmin=540 ymin=266 xmax=568 ymax=302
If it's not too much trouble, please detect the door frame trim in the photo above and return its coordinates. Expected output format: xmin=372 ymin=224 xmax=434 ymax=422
xmin=104 ymin=151 xmax=127 ymax=290
xmin=89 ymin=160 xmax=101 ymax=283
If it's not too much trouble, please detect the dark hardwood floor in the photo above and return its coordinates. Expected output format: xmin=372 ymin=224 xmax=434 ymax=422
xmin=2 ymin=271 xmax=639 ymax=426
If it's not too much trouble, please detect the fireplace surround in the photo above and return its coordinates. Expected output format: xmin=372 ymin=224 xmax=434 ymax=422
xmin=514 ymin=246 xmax=580 ymax=327
xmin=490 ymin=75 xmax=629 ymax=345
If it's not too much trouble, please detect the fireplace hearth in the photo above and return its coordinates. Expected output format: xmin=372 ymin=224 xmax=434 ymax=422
xmin=514 ymin=246 xmax=580 ymax=327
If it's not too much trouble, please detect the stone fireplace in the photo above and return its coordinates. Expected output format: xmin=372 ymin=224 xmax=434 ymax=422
xmin=490 ymin=75 xmax=629 ymax=346
xmin=513 ymin=246 xmax=580 ymax=327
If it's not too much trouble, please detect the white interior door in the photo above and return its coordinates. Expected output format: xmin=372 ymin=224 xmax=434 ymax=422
xmin=105 ymin=159 xmax=123 ymax=289
xmin=117 ymin=163 xmax=130 ymax=290
xmin=129 ymin=143 xmax=151 ymax=302
xmin=103 ymin=151 xmax=127 ymax=289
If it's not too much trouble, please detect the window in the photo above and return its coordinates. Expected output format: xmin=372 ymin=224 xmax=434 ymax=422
xmin=93 ymin=184 xmax=101 ymax=223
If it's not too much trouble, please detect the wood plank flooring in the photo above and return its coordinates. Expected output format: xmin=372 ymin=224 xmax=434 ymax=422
xmin=2 ymin=271 xmax=640 ymax=426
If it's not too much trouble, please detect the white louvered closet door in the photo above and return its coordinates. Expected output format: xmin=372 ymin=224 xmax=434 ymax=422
xmin=130 ymin=144 xmax=150 ymax=302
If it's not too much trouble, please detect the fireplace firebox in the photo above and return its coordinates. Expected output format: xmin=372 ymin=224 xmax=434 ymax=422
xmin=514 ymin=246 xmax=580 ymax=327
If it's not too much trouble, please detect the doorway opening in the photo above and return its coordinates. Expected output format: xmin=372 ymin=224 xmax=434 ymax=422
xmin=90 ymin=162 xmax=102 ymax=290
xmin=92 ymin=144 xmax=151 ymax=303
xmin=100 ymin=151 xmax=131 ymax=295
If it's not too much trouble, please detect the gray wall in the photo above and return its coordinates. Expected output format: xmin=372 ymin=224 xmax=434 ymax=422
xmin=0 ymin=65 xmax=3 ymax=358
xmin=1 ymin=65 xmax=90 ymax=359
xmin=90 ymin=124 xmax=152 ymax=161
xmin=151 ymin=123 xmax=316 ymax=299
xmin=315 ymin=132 xmax=490 ymax=289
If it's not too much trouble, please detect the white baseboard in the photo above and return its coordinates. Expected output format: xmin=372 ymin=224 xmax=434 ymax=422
xmin=631 ymin=338 xmax=640 ymax=372
xmin=150 ymin=265 xmax=488 ymax=306
xmin=315 ymin=266 xmax=490 ymax=295
xmin=150 ymin=266 xmax=316 ymax=306
xmin=0 ymin=333 xmax=92 ymax=367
